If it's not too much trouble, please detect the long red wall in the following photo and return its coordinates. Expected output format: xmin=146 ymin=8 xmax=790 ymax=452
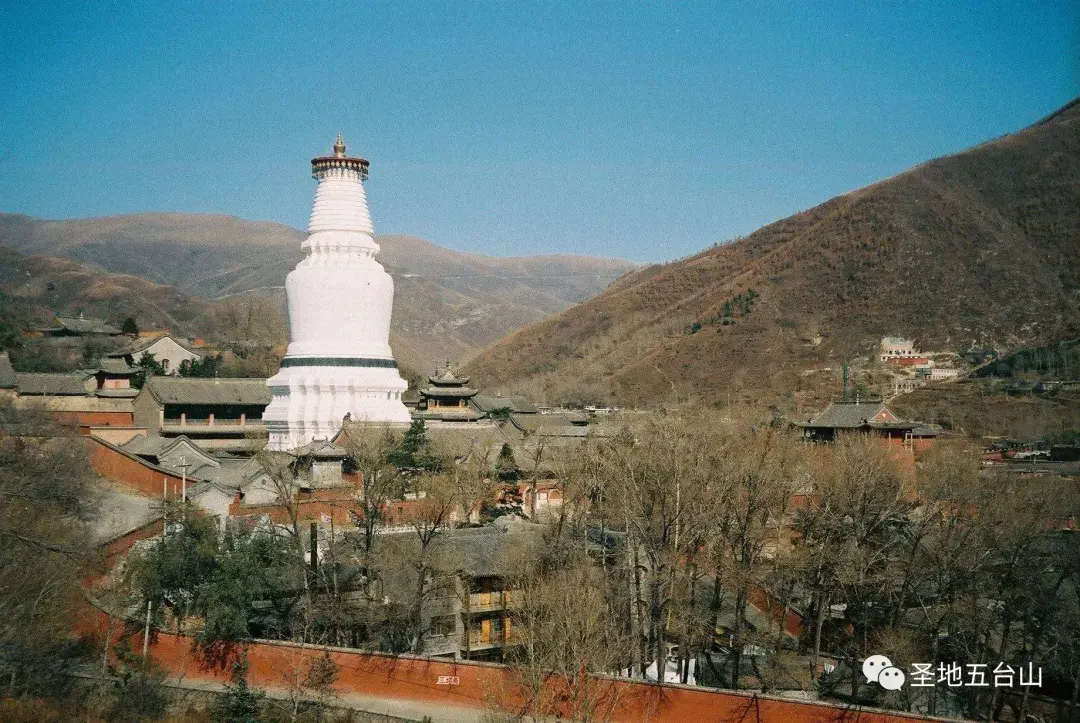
xmin=77 ymin=600 xmax=943 ymax=723
xmin=55 ymin=410 xmax=134 ymax=428
xmin=86 ymin=436 xmax=186 ymax=498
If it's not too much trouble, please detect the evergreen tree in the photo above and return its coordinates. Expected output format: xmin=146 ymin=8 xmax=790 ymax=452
xmin=388 ymin=418 xmax=437 ymax=471
xmin=133 ymin=351 xmax=168 ymax=388
xmin=179 ymin=353 xmax=224 ymax=378
xmin=212 ymin=655 xmax=264 ymax=723
xmin=121 ymin=317 xmax=139 ymax=336
xmin=496 ymin=442 xmax=520 ymax=481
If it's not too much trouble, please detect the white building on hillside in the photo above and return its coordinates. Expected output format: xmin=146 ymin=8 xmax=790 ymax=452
xmin=879 ymin=336 xmax=918 ymax=362
xmin=929 ymin=367 xmax=960 ymax=381
xmin=264 ymin=135 xmax=411 ymax=450
xmin=108 ymin=334 xmax=201 ymax=374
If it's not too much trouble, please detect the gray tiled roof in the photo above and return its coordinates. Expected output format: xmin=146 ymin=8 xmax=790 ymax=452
xmin=471 ymin=394 xmax=539 ymax=415
xmin=0 ymin=352 xmax=14 ymax=389
xmin=801 ymin=401 xmax=893 ymax=429
xmin=390 ymin=519 xmax=544 ymax=579
xmin=201 ymin=458 xmax=266 ymax=490
xmin=421 ymin=386 xmax=479 ymax=398
xmin=428 ymin=367 xmax=471 ymax=385
xmin=94 ymin=358 xmax=136 ymax=375
xmin=292 ymin=440 xmax=347 ymax=459
xmin=14 ymin=372 xmax=92 ymax=396
xmin=52 ymin=316 xmax=123 ymax=335
xmin=510 ymin=412 xmax=590 ymax=436
xmin=122 ymin=435 xmax=169 ymax=458
xmin=108 ymin=334 xmax=199 ymax=358
xmin=144 ymin=377 xmax=272 ymax=406
xmin=414 ymin=409 xmax=484 ymax=422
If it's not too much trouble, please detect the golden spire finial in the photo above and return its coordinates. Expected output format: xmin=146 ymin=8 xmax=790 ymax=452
xmin=333 ymin=132 xmax=346 ymax=158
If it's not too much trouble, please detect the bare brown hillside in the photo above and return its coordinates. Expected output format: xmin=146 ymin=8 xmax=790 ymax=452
xmin=465 ymin=99 xmax=1080 ymax=412
xmin=0 ymin=246 xmax=212 ymax=337
xmin=0 ymin=215 xmax=634 ymax=372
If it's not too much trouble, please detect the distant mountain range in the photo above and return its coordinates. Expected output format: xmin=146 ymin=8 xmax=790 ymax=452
xmin=465 ymin=98 xmax=1080 ymax=410
xmin=0 ymin=213 xmax=635 ymax=373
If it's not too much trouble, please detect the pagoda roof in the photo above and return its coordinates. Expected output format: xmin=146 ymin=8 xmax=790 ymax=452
xmin=427 ymin=365 xmax=472 ymax=386
xmin=92 ymin=358 xmax=137 ymax=375
xmin=414 ymin=409 xmax=484 ymax=422
xmin=421 ymin=386 xmax=479 ymax=398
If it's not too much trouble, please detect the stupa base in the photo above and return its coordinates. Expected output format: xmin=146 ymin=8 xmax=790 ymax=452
xmin=264 ymin=362 xmax=411 ymax=452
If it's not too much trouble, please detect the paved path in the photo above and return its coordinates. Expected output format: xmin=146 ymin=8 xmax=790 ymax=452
xmin=77 ymin=669 xmax=494 ymax=722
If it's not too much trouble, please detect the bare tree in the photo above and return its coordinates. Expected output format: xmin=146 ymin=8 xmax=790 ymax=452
xmin=0 ymin=401 xmax=99 ymax=698
xmin=503 ymin=547 xmax=633 ymax=722
xmin=598 ymin=411 xmax=722 ymax=679
xmin=793 ymin=434 xmax=914 ymax=699
xmin=336 ymin=423 xmax=403 ymax=576
xmin=712 ymin=415 xmax=804 ymax=689
xmin=395 ymin=473 xmax=461 ymax=653
xmin=252 ymin=446 xmax=318 ymax=641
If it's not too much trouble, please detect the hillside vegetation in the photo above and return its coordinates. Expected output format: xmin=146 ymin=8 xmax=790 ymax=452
xmin=0 ymin=246 xmax=211 ymax=337
xmin=465 ymin=99 xmax=1080 ymax=412
xmin=890 ymin=379 xmax=1080 ymax=441
xmin=0 ymin=215 xmax=634 ymax=372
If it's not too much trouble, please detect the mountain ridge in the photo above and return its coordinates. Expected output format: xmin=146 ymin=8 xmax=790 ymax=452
xmin=463 ymin=98 xmax=1080 ymax=410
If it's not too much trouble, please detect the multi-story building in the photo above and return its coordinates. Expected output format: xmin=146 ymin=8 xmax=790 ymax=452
xmin=368 ymin=517 xmax=540 ymax=661
xmin=133 ymin=377 xmax=269 ymax=452
xmin=413 ymin=364 xmax=482 ymax=422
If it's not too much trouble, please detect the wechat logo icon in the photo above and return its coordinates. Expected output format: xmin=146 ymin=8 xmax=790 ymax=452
xmin=863 ymin=654 xmax=906 ymax=691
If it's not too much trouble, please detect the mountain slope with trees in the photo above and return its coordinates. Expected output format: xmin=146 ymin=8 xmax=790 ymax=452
xmin=465 ymin=99 xmax=1080 ymax=410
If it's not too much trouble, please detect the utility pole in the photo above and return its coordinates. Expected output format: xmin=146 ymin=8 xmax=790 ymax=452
xmin=162 ymin=477 xmax=167 ymax=538
xmin=180 ymin=455 xmax=188 ymax=505
xmin=179 ymin=455 xmax=192 ymax=520
xmin=142 ymin=600 xmax=152 ymax=657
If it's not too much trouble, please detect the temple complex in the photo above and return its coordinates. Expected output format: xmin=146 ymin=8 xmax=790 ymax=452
xmin=264 ymin=135 xmax=411 ymax=450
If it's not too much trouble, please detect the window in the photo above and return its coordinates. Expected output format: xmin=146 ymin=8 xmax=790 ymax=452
xmin=430 ymin=615 xmax=456 ymax=637
xmin=162 ymin=359 xmax=170 ymax=372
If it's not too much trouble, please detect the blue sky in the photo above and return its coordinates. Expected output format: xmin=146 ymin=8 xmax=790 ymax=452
xmin=1 ymin=2 xmax=1076 ymax=263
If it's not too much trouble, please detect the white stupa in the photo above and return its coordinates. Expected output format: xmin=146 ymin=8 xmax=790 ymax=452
xmin=264 ymin=134 xmax=412 ymax=451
